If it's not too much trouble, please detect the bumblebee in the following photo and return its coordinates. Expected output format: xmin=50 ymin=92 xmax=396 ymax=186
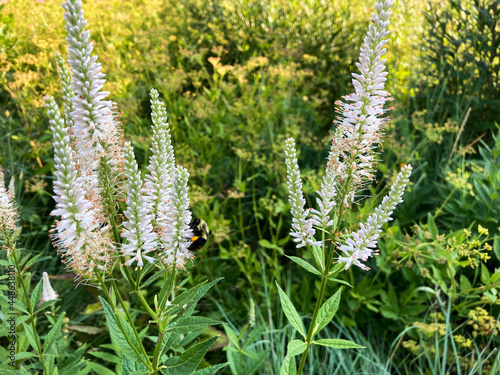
xmin=188 ymin=218 xmax=210 ymax=251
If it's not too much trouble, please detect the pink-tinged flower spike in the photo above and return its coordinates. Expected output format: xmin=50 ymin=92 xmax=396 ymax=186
xmin=40 ymin=272 xmax=59 ymax=304
xmin=121 ymin=141 xmax=157 ymax=269
xmin=62 ymin=0 xmax=124 ymax=188
xmin=310 ymin=128 xmax=341 ymax=230
xmin=46 ymin=96 xmax=114 ymax=279
xmin=337 ymin=164 xmax=412 ymax=270
xmin=158 ymin=166 xmax=195 ymax=269
xmin=54 ymin=52 xmax=76 ymax=135
xmin=331 ymin=0 xmax=394 ymax=208
xmin=0 ymin=167 xmax=19 ymax=246
xmin=285 ymin=138 xmax=321 ymax=248
xmin=145 ymin=89 xmax=176 ymax=221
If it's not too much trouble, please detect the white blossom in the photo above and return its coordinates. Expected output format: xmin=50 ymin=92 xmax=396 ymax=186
xmin=285 ymin=138 xmax=321 ymax=248
xmin=337 ymin=164 xmax=412 ymax=270
xmin=41 ymin=272 xmax=59 ymax=303
xmin=145 ymin=89 xmax=176 ymax=221
xmin=46 ymin=96 xmax=114 ymax=279
xmin=157 ymin=166 xmax=195 ymax=269
xmin=121 ymin=141 xmax=157 ymax=268
xmin=330 ymin=0 xmax=395 ymax=208
xmin=0 ymin=167 xmax=18 ymax=244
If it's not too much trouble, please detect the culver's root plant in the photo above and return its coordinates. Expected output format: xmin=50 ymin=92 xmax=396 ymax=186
xmin=38 ymin=1 xmax=225 ymax=374
xmin=279 ymin=1 xmax=412 ymax=374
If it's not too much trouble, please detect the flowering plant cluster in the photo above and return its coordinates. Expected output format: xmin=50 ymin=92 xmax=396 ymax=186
xmin=280 ymin=1 xmax=412 ymax=374
xmin=47 ymin=0 xmax=197 ymax=280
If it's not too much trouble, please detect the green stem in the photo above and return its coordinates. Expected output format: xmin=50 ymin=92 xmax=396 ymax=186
xmin=95 ymin=272 xmax=152 ymax=370
xmin=297 ymin=274 xmax=328 ymax=375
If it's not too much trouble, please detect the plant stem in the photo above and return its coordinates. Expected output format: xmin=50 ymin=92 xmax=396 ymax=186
xmin=95 ymin=272 xmax=153 ymax=370
xmin=297 ymin=274 xmax=328 ymax=375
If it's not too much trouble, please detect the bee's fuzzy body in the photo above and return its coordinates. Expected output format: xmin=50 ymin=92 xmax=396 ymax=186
xmin=188 ymin=218 xmax=209 ymax=251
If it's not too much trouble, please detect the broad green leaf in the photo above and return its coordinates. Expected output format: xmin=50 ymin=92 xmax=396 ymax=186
xmin=86 ymin=361 xmax=117 ymax=375
xmin=30 ymin=279 xmax=43 ymax=311
xmin=165 ymin=316 xmax=221 ymax=335
xmin=285 ymin=339 xmax=307 ymax=358
xmin=276 ymin=283 xmax=305 ymax=338
xmin=223 ymin=325 xmax=240 ymax=349
xmin=459 ymin=275 xmax=472 ymax=293
xmin=99 ymin=297 xmax=143 ymax=364
xmin=286 ymin=256 xmax=321 ymax=276
xmin=494 ymin=236 xmax=500 ymax=261
xmin=279 ymin=356 xmax=297 ymax=375
xmin=22 ymin=323 xmax=38 ymax=352
xmin=122 ymin=355 xmax=148 ymax=375
xmin=314 ymin=338 xmax=364 ymax=349
xmin=14 ymin=299 xmax=29 ymax=315
xmin=427 ymin=213 xmax=438 ymax=239
xmin=44 ymin=312 xmax=64 ymax=352
xmin=481 ymin=263 xmax=490 ymax=285
xmin=192 ymin=363 xmax=228 ymax=375
xmin=15 ymin=352 xmax=38 ymax=360
xmin=161 ymin=336 xmax=218 ymax=375
xmin=313 ymin=288 xmax=342 ymax=336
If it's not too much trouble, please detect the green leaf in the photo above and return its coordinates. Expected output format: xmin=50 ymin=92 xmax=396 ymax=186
xmin=161 ymin=336 xmax=218 ymax=375
xmin=43 ymin=312 xmax=64 ymax=352
xmin=99 ymin=297 xmax=143 ymax=364
xmin=327 ymin=277 xmax=352 ymax=288
xmin=427 ymin=213 xmax=438 ymax=239
xmin=30 ymin=279 xmax=42 ymax=311
xmin=313 ymin=288 xmax=342 ymax=336
xmin=494 ymin=236 xmax=500 ymax=261
xmin=310 ymin=246 xmax=324 ymax=272
xmin=459 ymin=275 xmax=472 ymax=293
xmin=86 ymin=361 xmax=117 ymax=375
xmin=276 ymin=283 xmax=305 ymax=338
xmin=88 ymin=351 xmax=120 ymax=364
xmin=481 ymin=263 xmax=490 ymax=285
xmin=192 ymin=363 xmax=228 ymax=375
xmin=285 ymin=339 xmax=307 ymax=358
xmin=314 ymin=338 xmax=364 ymax=349
xmin=35 ymin=299 xmax=59 ymax=313
xmin=140 ymin=269 xmax=167 ymax=289
xmin=223 ymin=325 xmax=240 ymax=349
xmin=286 ymin=256 xmax=321 ymax=276
xmin=23 ymin=253 xmax=43 ymax=271
xmin=22 ymin=323 xmax=38 ymax=352
xmin=14 ymin=299 xmax=29 ymax=315
xmin=165 ymin=316 xmax=221 ymax=335
xmin=279 ymin=356 xmax=297 ymax=375
xmin=15 ymin=352 xmax=38 ymax=360
xmin=122 ymin=355 xmax=148 ymax=375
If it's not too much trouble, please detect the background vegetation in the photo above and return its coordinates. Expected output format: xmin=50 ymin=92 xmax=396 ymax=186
xmin=0 ymin=0 xmax=499 ymax=373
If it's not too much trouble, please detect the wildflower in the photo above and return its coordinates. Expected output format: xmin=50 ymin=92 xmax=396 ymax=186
xmin=478 ymin=224 xmax=489 ymax=236
xmin=46 ymin=96 xmax=114 ymax=279
xmin=62 ymin=0 xmax=124 ymax=192
xmin=41 ymin=272 xmax=59 ymax=303
xmin=145 ymin=89 xmax=176 ymax=221
xmin=285 ymin=138 xmax=321 ymax=248
xmin=157 ymin=166 xmax=195 ymax=269
xmin=330 ymin=0 xmax=395 ymax=207
xmin=337 ymin=164 xmax=412 ymax=270
xmin=0 ymin=167 xmax=18 ymax=245
xmin=121 ymin=141 xmax=157 ymax=268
